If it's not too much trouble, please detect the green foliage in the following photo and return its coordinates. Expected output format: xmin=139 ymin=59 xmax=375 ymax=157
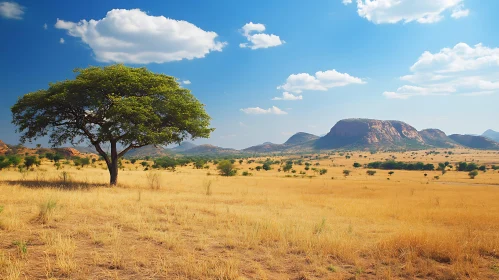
xmin=217 ymin=160 xmax=237 ymax=176
xmin=366 ymin=170 xmax=376 ymax=176
xmin=319 ymin=169 xmax=328 ymax=175
xmin=11 ymin=64 xmax=213 ymax=185
xmin=388 ymin=171 xmax=394 ymax=176
xmin=153 ymin=157 xmax=177 ymax=170
xmin=72 ymin=156 xmax=90 ymax=167
xmin=24 ymin=156 xmax=40 ymax=169
xmin=353 ymin=162 xmax=361 ymax=168
xmin=468 ymin=170 xmax=479 ymax=179
xmin=242 ymin=171 xmax=252 ymax=176
xmin=262 ymin=161 xmax=272 ymax=171
xmin=478 ymin=165 xmax=487 ymax=172
xmin=283 ymin=160 xmax=293 ymax=172
xmin=343 ymin=170 xmax=351 ymax=176
xmin=6 ymin=155 xmax=22 ymax=167
xmin=194 ymin=160 xmax=206 ymax=169
xmin=255 ymin=166 xmax=262 ymax=171
xmin=367 ymin=160 xmax=434 ymax=171
xmin=457 ymin=162 xmax=479 ymax=172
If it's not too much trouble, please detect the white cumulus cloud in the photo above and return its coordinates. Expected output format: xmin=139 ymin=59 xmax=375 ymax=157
xmin=277 ymin=69 xmax=365 ymax=94
xmin=240 ymin=106 xmax=287 ymax=115
xmin=59 ymin=38 xmax=65 ymax=44
xmin=344 ymin=0 xmax=468 ymax=24
xmin=239 ymin=22 xmax=284 ymax=50
xmin=182 ymin=80 xmax=191 ymax=85
xmin=55 ymin=8 xmax=226 ymax=64
xmin=272 ymin=92 xmax=303 ymax=101
xmin=43 ymin=23 xmax=48 ymax=30
xmin=0 ymin=1 xmax=24 ymax=19
xmin=383 ymin=43 xmax=499 ymax=99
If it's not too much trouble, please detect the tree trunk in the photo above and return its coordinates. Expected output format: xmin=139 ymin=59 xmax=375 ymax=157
xmin=109 ymin=141 xmax=119 ymax=186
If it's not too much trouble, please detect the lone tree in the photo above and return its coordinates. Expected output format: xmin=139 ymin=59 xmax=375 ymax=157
xmin=11 ymin=65 xmax=213 ymax=185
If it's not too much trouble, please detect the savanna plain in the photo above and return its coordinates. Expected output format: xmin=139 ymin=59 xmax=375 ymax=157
xmin=1 ymin=149 xmax=499 ymax=280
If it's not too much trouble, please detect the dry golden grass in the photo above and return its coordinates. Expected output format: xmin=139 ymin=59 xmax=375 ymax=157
xmin=1 ymin=149 xmax=499 ymax=279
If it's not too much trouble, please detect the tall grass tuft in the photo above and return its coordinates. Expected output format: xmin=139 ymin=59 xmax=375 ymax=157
xmin=146 ymin=171 xmax=161 ymax=190
xmin=37 ymin=199 xmax=57 ymax=224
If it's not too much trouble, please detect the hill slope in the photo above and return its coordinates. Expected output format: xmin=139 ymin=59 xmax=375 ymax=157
xmin=284 ymin=132 xmax=319 ymax=145
xmin=0 ymin=140 xmax=8 ymax=154
xmin=448 ymin=134 xmax=499 ymax=150
xmin=125 ymin=145 xmax=170 ymax=158
xmin=419 ymin=129 xmax=459 ymax=148
xmin=243 ymin=132 xmax=319 ymax=153
xmin=315 ymin=118 xmax=426 ymax=150
xmin=482 ymin=129 xmax=499 ymax=142
xmin=171 ymin=142 xmax=198 ymax=152
xmin=180 ymin=144 xmax=238 ymax=155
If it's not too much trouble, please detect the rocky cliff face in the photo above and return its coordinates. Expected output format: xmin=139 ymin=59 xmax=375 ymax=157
xmin=448 ymin=134 xmax=499 ymax=150
xmin=0 ymin=140 xmax=9 ymax=154
xmin=315 ymin=119 xmax=425 ymax=149
xmin=419 ymin=129 xmax=459 ymax=148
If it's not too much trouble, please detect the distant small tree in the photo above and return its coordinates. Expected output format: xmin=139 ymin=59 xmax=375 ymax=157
xmin=255 ymin=166 xmax=262 ymax=171
xmin=343 ymin=170 xmax=351 ymax=176
xmin=353 ymin=162 xmax=361 ymax=168
xmin=478 ymin=165 xmax=487 ymax=172
xmin=283 ymin=161 xmax=293 ymax=172
xmin=366 ymin=170 xmax=376 ymax=176
xmin=262 ymin=162 xmax=271 ymax=171
xmin=194 ymin=160 xmax=206 ymax=169
xmin=468 ymin=170 xmax=479 ymax=179
xmin=217 ymin=160 xmax=237 ymax=176
xmin=388 ymin=171 xmax=394 ymax=176
xmin=319 ymin=168 xmax=328 ymax=175
xmin=24 ymin=156 xmax=40 ymax=169
xmin=239 ymin=159 xmax=243 ymax=165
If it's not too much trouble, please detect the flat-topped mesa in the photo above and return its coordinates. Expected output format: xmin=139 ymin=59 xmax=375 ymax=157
xmin=315 ymin=118 xmax=425 ymax=149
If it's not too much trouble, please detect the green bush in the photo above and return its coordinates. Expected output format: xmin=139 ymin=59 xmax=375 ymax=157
xmin=217 ymin=160 xmax=237 ymax=176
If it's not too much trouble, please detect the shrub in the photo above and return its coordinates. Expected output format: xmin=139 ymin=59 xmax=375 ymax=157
xmin=468 ymin=170 xmax=479 ymax=179
xmin=388 ymin=171 xmax=394 ymax=176
xmin=242 ymin=171 xmax=252 ymax=176
xmin=343 ymin=170 xmax=351 ymax=176
xmin=353 ymin=162 xmax=361 ymax=168
xmin=24 ymin=156 xmax=40 ymax=169
xmin=319 ymin=169 xmax=328 ymax=175
xmin=366 ymin=170 xmax=376 ymax=176
xmin=217 ymin=160 xmax=237 ymax=176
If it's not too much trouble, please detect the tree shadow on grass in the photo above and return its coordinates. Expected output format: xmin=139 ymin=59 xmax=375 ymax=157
xmin=2 ymin=180 xmax=108 ymax=190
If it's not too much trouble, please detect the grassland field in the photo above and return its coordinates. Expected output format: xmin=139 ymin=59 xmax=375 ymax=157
xmin=1 ymin=148 xmax=499 ymax=279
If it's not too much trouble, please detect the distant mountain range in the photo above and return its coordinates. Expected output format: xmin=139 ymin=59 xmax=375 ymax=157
xmin=2 ymin=119 xmax=498 ymax=157
xmin=482 ymin=129 xmax=499 ymax=142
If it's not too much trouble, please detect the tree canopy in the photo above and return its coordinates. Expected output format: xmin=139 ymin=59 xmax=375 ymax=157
xmin=11 ymin=64 xmax=213 ymax=185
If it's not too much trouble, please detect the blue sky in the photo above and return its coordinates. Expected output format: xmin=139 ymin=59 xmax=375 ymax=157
xmin=1 ymin=0 xmax=499 ymax=149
